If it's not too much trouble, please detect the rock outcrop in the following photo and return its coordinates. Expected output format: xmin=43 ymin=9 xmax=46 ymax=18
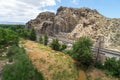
xmin=26 ymin=11 xmax=55 ymax=35
xmin=26 ymin=6 xmax=120 ymax=48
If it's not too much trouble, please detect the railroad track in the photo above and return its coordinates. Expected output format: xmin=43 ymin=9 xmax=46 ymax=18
xmin=49 ymin=36 xmax=120 ymax=59
xmin=92 ymin=47 xmax=120 ymax=57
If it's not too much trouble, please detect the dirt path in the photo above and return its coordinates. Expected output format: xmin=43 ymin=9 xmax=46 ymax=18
xmin=78 ymin=69 xmax=86 ymax=80
xmin=22 ymin=40 xmax=86 ymax=80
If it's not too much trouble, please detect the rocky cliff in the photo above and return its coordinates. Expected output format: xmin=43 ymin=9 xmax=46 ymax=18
xmin=26 ymin=6 xmax=120 ymax=48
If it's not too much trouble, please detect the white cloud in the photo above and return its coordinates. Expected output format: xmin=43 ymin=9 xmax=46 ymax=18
xmin=57 ymin=0 xmax=61 ymax=3
xmin=72 ymin=0 xmax=80 ymax=5
xmin=0 ymin=0 xmax=59 ymax=23
xmin=19 ymin=0 xmax=56 ymax=7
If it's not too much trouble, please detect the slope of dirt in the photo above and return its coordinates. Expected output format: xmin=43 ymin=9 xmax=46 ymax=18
xmin=21 ymin=40 xmax=86 ymax=80
xmin=86 ymin=67 xmax=119 ymax=80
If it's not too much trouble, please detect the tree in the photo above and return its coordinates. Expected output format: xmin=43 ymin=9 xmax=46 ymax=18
xmin=50 ymin=39 xmax=60 ymax=51
xmin=7 ymin=45 xmax=19 ymax=62
xmin=43 ymin=34 xmax=48 ymax=45
xmin=39 ymin=36 xmax=43 ymax=44
xmin=0 ymin=28 xmax=19 ymax=47
xmin=60 ymin=43 xmax=67 ymax=51
xmin=72 ymin=36 xmax=93 ymax=67
xmin=30 ymin=29 xmax=36 ymax=41
xmin=50 ymin=38 xmax=67 ymax=51
xmin=7 ymin=45 xmax=19 ymax=57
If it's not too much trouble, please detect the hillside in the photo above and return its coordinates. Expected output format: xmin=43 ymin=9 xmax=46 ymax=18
xmin=21 ymin=40 xmax=86 ymax=80
xmin=20 ymin=40 xmax=119 ymax=80
xmin=0 ymin=24 xmax=119 ymax=80
xmin=26 ymin=6 xmax=120 ymax=50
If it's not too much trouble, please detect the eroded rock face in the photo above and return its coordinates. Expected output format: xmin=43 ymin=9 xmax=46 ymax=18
xmin=26 ymin=11 xmax=55 ymax=35
xmin=26 ymin=6 xmax=120 ymax=48
xmin=26 ymin=6 xmax=101 ymax=34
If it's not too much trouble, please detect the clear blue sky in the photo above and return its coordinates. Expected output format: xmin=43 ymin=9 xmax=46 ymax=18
xmin=0 ymin=0 xmax=120 ymax=23
xmin=45 ymin=0 xmax=120 ymax=18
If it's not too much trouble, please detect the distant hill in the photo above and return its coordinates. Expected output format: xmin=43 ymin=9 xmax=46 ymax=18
xmin=0 ymin=21 xmax=25 ymax=25
xmin=26 ymin=6 xmax=120 ymax=49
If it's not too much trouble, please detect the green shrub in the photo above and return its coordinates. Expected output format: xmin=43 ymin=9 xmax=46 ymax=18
xmin=30 ymin=29 xmax=36 ymax=41
xmin=0 ymin=45 xmax=3 ymax=49
xmin=72 ymin=36 xmax=93 ymax=67
xmin=8 ymin=57 xmax=13 ymax=62
xmin=0 ymin=28 xmax=19 ymax=47
xmin=50 ymin=39 xmax=60 ymax=51
xmin=104 ymin=57 xmax=120 ymax=77
xmin=94 ymin=60 xmax=104 ymax=69
xmin=7 ymin=45 xmax=20 ymax=62
xmin=2 ymin=47 xmax=45 ymax=80
xmin=50 ymin=39 xmax=67 ymax=51
xmin=43 ymin=34 xmax=48 ymax=45
xmin=39 ymin=36 xmax=43 ymax=44
xmin=7 ymin=45 xmax=19 ymax=57
xmin=18 ymin=29 xmax=31 ymax=39
xmin=0 ymin=24 xmax=35 ymax=41
xmin=60 ymin=43 xmax=67 ymax=51
xmin=63 ymin=49 xmax=73 ymax=55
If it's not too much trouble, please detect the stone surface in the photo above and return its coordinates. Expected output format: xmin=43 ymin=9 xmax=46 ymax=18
xmin=26 ymin=6 xmax=120 ymax=48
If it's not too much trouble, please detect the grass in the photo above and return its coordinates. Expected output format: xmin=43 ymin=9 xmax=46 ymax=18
xmin=39 ymin=58 xmax=46 ymax=63
xmin=48 ymin=65 xmax=53 ymax=71
xmin=94 ymin=77 xmax=102 ymax=80
xmin=51 ymin=68 xmax=78 ymax=80
xmin=25 ymin=41 xmax=79 ymax=80
xmin=2 ymin=46 xmax=45 ymax=80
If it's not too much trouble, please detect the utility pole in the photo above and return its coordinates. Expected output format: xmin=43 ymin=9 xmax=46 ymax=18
xmin=95 ymin=35 xmax=104 ymax=62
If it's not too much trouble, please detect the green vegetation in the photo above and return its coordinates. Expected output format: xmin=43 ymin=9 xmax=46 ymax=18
xmin=104 ymin=57 xmax=120 ymax=77
xmin=50 ymin=36 xmax=93 ymax=70
xmin=0 ymin=28 xmax=19 ymax=48
xmin=94 ymin=77 xmax=102 ymax=80
xmin=50 ymin=38 xmax=60 ymax=51
xmin=29 ymin=28 xmax=36 ymax=41
xmin=43 ymin=34 xmax=48 ymax=45
xmin=0 ymin=24 xmax=43 ymax=80
xmin=7 ymin=45 xmax=19 ymax=58
xmin=38 ymin=43 xmax=79 ymax=80
xmin=60 ymin=43 xmax=67 ymax=51
xmin=72 ymin=37 xmax=93 ymax=67
xmin=63 ymin=49 xmax=73 ymax=55
xmin=7 ymin=45 xmax=20 ymax=62
xmin=50 ymin=38 xmax=67 ymax=51
xmin=2 ymin=46 xmax=45 ymax=80
xmin=95 ymin=57 xmax=120 ymax=78
xmin=0 ymin=24 xmax=36 ymax=41
xmin=0 ymin=24 xmax=25 ymax=31
xmin=39 ymin=35 xmax=43 ymax=44
xmin=1 ymin=24 xmax=119 ymax=79
xmin=39 ymin=34 xmax=49 ymax=45
xmin=94 ymin=60 xmax=104 ymax=69
xmin=65 ymin=37 xmax=93 ymax=68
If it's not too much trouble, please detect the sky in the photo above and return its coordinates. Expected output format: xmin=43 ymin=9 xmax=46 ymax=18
xmin=0 ymin=0 xmax=120 ymax=23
